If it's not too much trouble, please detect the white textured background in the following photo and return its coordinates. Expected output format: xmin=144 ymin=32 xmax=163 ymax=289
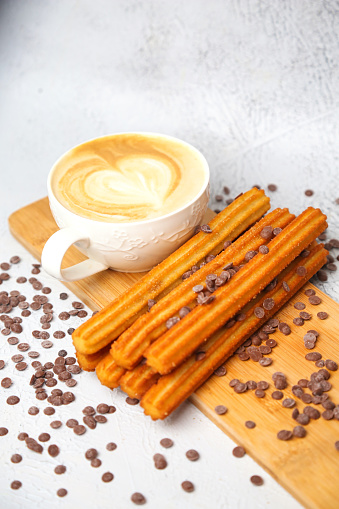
xmin=0 ymin=1 xmax=339 ymax=508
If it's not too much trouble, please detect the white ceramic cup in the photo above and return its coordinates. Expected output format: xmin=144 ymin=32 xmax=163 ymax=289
xmin=41 ymin=133 xmax=210 ymax=282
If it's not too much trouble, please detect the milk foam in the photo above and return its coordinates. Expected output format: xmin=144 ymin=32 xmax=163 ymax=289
xmin=52 ymin=134 xmax=206 ymax=222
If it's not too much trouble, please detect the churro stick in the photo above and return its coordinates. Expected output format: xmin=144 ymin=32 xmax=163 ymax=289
xmin=73 ymin=188 xmax=270 ymax=354
xmin=96 ymin=352 xmax=126 ymax=389
xmin=120 ymin=364 xmax=160 ymax=399
xmin=146 ymin=208 xmax=327 ymax=374
xmin=76 ymin=346 xmax=111 ymax=372
xmin=111 ymin=208 xmax=294 ymax=369
xmin=141 ymin=242 xmax=328 ymax=419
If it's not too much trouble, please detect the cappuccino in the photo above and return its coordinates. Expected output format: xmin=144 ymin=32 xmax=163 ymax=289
xmin=52 ymin=133 xmax=207 ymax=223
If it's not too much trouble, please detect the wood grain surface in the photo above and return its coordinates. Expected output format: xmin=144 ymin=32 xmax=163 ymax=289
xmin=9 ymin=198 xmax=339 ymax=509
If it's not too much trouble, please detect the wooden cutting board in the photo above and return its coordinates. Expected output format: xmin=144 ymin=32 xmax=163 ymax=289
xmin=8 ymin=198 xmax=339 ymax=509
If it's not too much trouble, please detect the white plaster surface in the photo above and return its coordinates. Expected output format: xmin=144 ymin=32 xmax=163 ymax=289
xmin=0 ymin=1 xmax=339 ymax=508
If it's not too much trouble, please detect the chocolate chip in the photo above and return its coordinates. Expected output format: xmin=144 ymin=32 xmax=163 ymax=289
xmin=322 ymin=409 xmax=334 ymax=420
xmin=296 ymin=413 xmax=310 ymax=425
xmin=278 ymin=322 xmax=291 ymax=335
xmin=126 ymin=397 xmax=139 ymax=405
xmin=325 ymin=359 xmax=338 ymax=371
xmin=10 ymin=256 xmax=20 ymax=264
xmin=259 ymin=358 xmax=273 ymax=367
xmin=107 ymin=442 xmax=117 ymax=451
xmin=102 ymin=472 xmax=114 ymax=482
xmin=38 ymin=433 xmax=50 ymax=442
xmin=305 ymin=352 xmax=322 ymax=361
xmin=201 ymin=224 xmax=212 ymax=233
xmin=282 ymin=398 xmax=296 ymax=408
xmin=57 ymin=488 xmax=67 ymax=497
xmin=11 ymin=481 xmax=22 ymax=490
xmin=18 ymin=432 xmax=28 ymax=441
xmin=294 ymin=302 xmax=305 ymax=310
xmin=73 ymin=425 xmax=86 ymax=435
xmin=254 ymin=307 xmax=265 ymax=319
xmin=54 ymin=465 xmax=66 ymax=474
xmin=259 ymin=245 xmax=269 ymax=254
xmin=293 ymin=426 xmax=307 ymax=438
xmin=214 ymin=366 xmax=227 ymax=377
xmin=59 ymin=293 xmax=68 ymax=300
xmin=66 ymin=419 xmax=78 ymax=428
xmin=181 ymin=481 xmax=194 ymax=492
xmin=28 ymin=406 xmax=39 ymax=415
xmin=271 ymin=391 xmax=284 ymax=400
xmin=131 ymin=492 xmax=147 ymax=505
xmin=230 ymin=446 xmax=245 ymax=460
xmin=296 ymin=266 xmax=307 ymax=277
xmin=48 ymin=444 xmax=60 ymax=457
xmin=250 ymin=475 xmax=264 ymax=486
xmin=245 ymin=420 xmax=256 ymax=429
xmin=309 ymin=295 xmax=322 ymax=305
xmin=53 ymin=331 xmax=65 ymax=339
xmin=94 ymin=415 xmax=107 ymax=423
xmin=0 ymin=427 xmax=8 ymax=436
xmin=83 ymin=415 xmax=96 ymax=429
xmin=26 ymin=438 xmax=43 ymax=453
xmin=50 ymin=421 xmax=62 ymax=429
xmin=282 ymin=281 xmax=290 ymax=292
xmin=317 ymin=311 xmax=328 ymax=320
xmin=153 ymin=453 xmax=167 ymax=469
xmin=11 ymin=454 xmax=22 ymax=463
xmin=85 ymin=448 xmax=98 ymax=460
xmin=214 ymin=405 xmax=228 ymax=415
xmin=186 ymin=449 xmax=199 ymax=461
xmin=260 ymin=226 xmax=273 ymax=240
xmin=7 ymin=395 xmax=20 ymax=405
xmin=277 ymin=430 xmax=292 ymax=441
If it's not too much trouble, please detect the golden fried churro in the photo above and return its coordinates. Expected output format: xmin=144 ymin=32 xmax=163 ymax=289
xmin=120 ymin=363 xmax=160 ymax=399
xmin=76 ymin=346 xmax=111 ymax=372
xmin=111 ymin=208 xmax=294 ymax=369
xmin=96 ymin=352 xmax=126 ymax=389
xmin=146 ymin=208 xmax=327 ymax=374
xmin=72 ymin=188 xmax=270 ymax=355
xmin=141 ymin=242 xmax=328 ymax=419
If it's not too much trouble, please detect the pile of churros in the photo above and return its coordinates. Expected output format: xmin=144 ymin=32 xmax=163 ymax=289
xmin=72 ymin=188 xmax=328 ymax=419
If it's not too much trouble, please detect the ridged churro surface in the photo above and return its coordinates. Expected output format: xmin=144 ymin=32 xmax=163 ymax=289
xmin=145 ymin=208 xmax=327 ymax=374
xmin=111 ymin=208 xmax=294 ymax=369
xmin=72 ymin=188 xmax=270 ymax=354
xmin=141 ymin=242 xmax=328 ymax=419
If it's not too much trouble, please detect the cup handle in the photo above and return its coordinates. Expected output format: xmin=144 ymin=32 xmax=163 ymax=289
xmin=41 ymin=228 xmax=109 ymax=282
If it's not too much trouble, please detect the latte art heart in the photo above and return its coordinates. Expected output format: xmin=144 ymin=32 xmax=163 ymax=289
xmin=52 ymin=134 xmax=206 ymax=222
